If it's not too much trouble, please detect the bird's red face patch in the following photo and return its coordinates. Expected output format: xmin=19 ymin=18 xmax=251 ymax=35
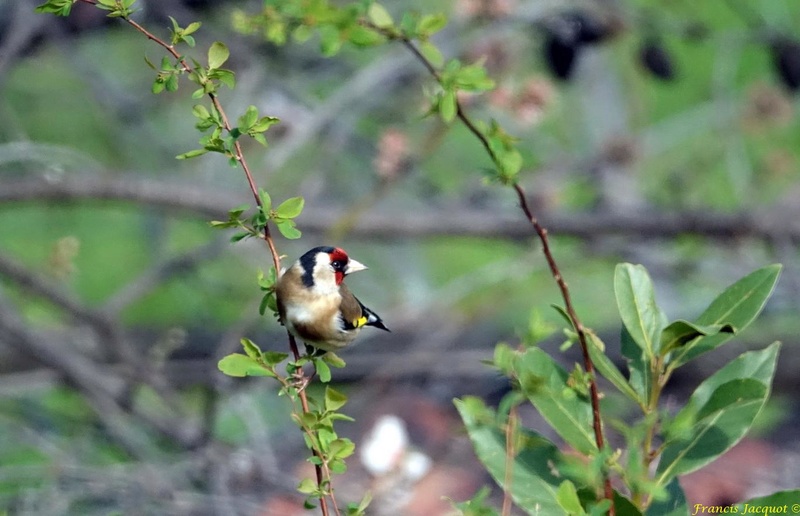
xmin=329 ymin=247 xmax=349 ymax=285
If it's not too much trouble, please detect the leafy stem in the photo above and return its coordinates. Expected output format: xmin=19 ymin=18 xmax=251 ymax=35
xmin=39 ymin=1 xmax=339 ymax=513
xmin=74 ymin=0 xmax=282 ymax=270
xmin=370 ymin=16 xmax=615 ymax=515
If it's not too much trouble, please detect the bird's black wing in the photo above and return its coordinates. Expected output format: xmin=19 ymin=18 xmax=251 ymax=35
xmin=355 ymin=297 xmax=390 ymax=332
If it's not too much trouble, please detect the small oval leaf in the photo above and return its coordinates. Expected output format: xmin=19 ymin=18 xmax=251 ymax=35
xmin=324 ymin=386 xmax=348 ymax=411
xmin=276 ymin=196 xmax=305 ymax=219
xmin=208 ymin=41 xmax=230 ymax=69
xmin=217 ymin=353 xmax=273 ymax=377
xmin=440 ymin=90 xmax=457 ymax=123
xmin=367 ymin=3 xmax=393 ymax=28
xmin=276 ymin=220 xmax=302 ymax=239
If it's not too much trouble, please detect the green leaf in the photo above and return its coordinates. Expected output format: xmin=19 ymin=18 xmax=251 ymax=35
xmin=670 ymin=265 xmax=781 ymax=367
xmin=322 ymin=352 xmax=346 ymax=368
xmin=656 ymin=342 xmax=780 ymax=484
xmin=418 ymin=13 xmax=448 ymax=35
xmin=276 ymin=197 xmax=305 ymax=219
xmin=291 ymin=24 xmax=313 ymax=43
xmin=276 ymin=219 xmax=302 ymax=239
xmin=620 ymin=325 xmax=651 ymax=405
xmin=212 ymin=69 xmax=236 ymax=89
xmin=556 ymin=480 xmax=585 ymax=515
xmin=258 ymin=188 xmax=272 ymax=213
xmin=238 ymin=105 xmax=259 ymax=130
xmin=734 ymin=490 xmax=800 ymax=514
xmin=315 ymin=358 xmax=332 ymax=382
xmin=367 ymin=3 xmax=393 ymax=28
xmin=659 ymin=320 xmax=735 ymax=356
xmin=207 ymin=41 xmax=229 ymax=69
xmin=354 ymin=491 xmax=372 ymax=515
xmin=192 ymin=104 xmax=211 ymax=120
xmin=455 ymin=62 xmax=495 ymax=91
xmin=252 ymin=133 xmax=268 ymax=147
xmin=35 ymin=0 xmax=74 ymax=16
xmin=240 ymin=337 xmax=262 ymax=359
xmin=550 ymin=304 xmax=573 ymax=328
xmin=646 ymin=477 xmax=689 ymax=516
xmin=514 ymin=348 xmax=596 ymax=455
xmin=297 ymin=411 xmax=318 ymax=429
xmin=262 ymin=351 xmax=288 ymax=366
xmin=440 ymin=89 xmax=457 ymax=123
xmin=419 ymin=41 xmax=444 ymax=68
xmin=230 ymin=231 xmax=249 ymax=243
xmin=257 ymin=269 xmax=274 ymax=290
xmin=491 ymin=342 xmax=516 ymax=376
xmin=319 ymin=25 xmax=342 ymax=56
xmin=455 ymin=397 xmax=563 ymax=515
xmin=447 ymin=486 xmax=495 ymax=516
xmin=251 ymin=116 xmax=280 ymax=132
xmin=169 ymin=16 xmax=180 ymax=30
xmin=217 ymin=353 xmax=273 ymax=377
xmin=152 ymin=79 xmax=165 ymax=94
xmin=614 ymin=263 xmax=666 ymax=360
xmin=585 ymin=331 xmax=641 ymax=406
xmin=208 ymin=220 xmax=234 ymax=228
xmin=176 ymin=148 xmax=209 ymax=160
xmin=329 ymin=459 xmax=347 ymax=474
xmin=348 ymin=25 xmax=384 ymax=46
xmin=165 ymin=74 xmax=179 ymax=92
xmin=297 ymin=477 xmax=318 ymax=495
xmin=498 ymin=148 xmax=522 ymax=178
xmin=324 ymin=386 xmax=348 ymax=412
xmin=580 ymin=491 xmax=638 ymax=516
xmin=228 ymin=204 xmax=249 ymax=220
xmin=328 ymin=438 xmax=355 ymax=460
xmin=522 ymin=309 xmax=556 ymax=347
xmin=184 ymin=21 xmax=201 ymax=35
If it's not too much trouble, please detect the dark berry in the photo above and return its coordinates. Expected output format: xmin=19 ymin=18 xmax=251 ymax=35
xmin=640 ymin=41 xmax=675 ymax=81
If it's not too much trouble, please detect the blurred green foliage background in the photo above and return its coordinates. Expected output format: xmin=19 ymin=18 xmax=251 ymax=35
xmin=1 ymin=0 xmax=799 ymax=513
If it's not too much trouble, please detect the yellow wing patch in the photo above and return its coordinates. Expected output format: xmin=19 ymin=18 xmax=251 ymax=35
xmin=352 ymin=316 xmax=368 ymax=328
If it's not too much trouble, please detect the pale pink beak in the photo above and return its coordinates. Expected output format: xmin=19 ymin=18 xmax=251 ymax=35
xmin=345 ymin=259 xmax=368 ymax=275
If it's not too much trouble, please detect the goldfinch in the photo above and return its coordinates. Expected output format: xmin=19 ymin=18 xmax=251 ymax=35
xmin=276 ymin=246 xmax=389 ymax=352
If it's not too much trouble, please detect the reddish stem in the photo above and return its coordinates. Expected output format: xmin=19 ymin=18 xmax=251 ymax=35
xmin=391 ymin=27 xmax=616 ymax=515
xmin=113 ymin=8 xmax=339 ymax=514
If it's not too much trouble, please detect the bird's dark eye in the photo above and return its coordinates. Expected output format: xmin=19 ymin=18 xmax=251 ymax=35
xmin=331 ymin=260 xmax=345 ymax=271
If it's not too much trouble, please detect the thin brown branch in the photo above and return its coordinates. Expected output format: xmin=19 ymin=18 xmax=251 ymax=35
xmin=117 ymin=7 xmax=281 ymax=273
xmin=381 ymin=30 xmax=498 ymax=164
xmin=514 ymin=184 xmax=614 ymax=512
xmin=288 ymin=333 xmax=338 ymax=516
